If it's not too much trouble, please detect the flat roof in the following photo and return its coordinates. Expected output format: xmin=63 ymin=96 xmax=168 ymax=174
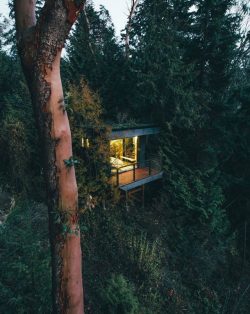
xmin=111 ymin=123 xmax=157 ymax=131
xmin=109 ymin=124 xmax=160 ymax=140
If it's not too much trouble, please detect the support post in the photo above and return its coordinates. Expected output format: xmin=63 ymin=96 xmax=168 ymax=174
xmin=142 ymin=185 xmax=145 ymax=208
xmin=116 ymin=168 xmax=119 ymax=186
xmin=149 ymin=159 xmax=152 ymax=175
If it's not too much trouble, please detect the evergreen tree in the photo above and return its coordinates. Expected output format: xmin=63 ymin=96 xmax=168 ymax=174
xmin=186 ymin=0 xmax=239 ymax=97
xmin=0 ymin=0 xmax=250 ymax=313
xmin=0 ymin=202 xmax=51 ymax=314
xmin=129 ymin=0 xmax=198 ymax=125
xmin=65 ymin=2 xmax=125 ymax=117
xmin=0 ymin=39 xmax=42 ymax=197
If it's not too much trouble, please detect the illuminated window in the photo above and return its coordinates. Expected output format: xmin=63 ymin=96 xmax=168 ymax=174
xmin=81 ymin=138 xmax=90 ymax=148
xmin=110 ymin=137 xmax=138 ymax=168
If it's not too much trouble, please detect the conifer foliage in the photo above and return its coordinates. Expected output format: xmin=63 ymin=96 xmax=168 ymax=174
xmin=0 ymin=0 xmax=250 ymax=313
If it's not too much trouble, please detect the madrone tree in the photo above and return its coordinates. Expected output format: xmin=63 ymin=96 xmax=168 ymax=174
xmin=14 ymin=1 xmax=85 ymax=313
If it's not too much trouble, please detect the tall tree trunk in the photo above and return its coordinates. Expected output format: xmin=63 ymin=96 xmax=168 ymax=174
xmin=14 ymin=1 xmax=85 ymax=313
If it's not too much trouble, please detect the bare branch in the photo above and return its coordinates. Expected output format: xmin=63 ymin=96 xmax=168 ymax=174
xmin=125 ymin=0 xmax=139 ymax=58
xmin=82 ymin=5 xmax=97 ymax=64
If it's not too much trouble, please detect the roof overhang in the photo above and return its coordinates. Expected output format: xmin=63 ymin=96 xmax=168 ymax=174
xmin=109 ymin=126 xmax=160 ymax=140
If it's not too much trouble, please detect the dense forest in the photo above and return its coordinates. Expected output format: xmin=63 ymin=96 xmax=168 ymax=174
xmin=0 ymin=0 xmax=250 ymax=313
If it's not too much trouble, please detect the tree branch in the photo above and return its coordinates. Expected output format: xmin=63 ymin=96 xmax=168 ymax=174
xmin=125 ymin=0 xmax=139 ymax=58
xmin=34 ymin=0 xmax=85 ymax=67
xmin=82 ymin=5 xmax=98 ymax=64
xmin=14 ymin=0 xmax=36 ymax=37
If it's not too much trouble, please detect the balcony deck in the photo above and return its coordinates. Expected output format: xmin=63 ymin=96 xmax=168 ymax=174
xmin=111 ymin=159 xmax=163 ymax=190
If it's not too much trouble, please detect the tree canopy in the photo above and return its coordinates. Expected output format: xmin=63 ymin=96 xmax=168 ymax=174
xmin=0 ymin=0 xmax=250 ymax=313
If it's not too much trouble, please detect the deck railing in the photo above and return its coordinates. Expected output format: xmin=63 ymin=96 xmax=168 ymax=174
xmin=112 ymin=157 xmax=162 ymax=187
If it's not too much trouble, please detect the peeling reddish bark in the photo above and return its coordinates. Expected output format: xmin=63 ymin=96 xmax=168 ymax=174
xmin=14 ymin=1 xmax=85 ymax=313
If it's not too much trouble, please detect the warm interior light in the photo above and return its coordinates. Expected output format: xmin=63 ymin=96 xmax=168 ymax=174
xmin=81 ymin=138 xmax=90 ymax=148
xmin=110 ymin=137 xmax=138 ymax=169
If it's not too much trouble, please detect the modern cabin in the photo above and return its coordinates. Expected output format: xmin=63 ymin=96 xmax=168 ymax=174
xmin=109 ymin=124 xmax=163 ymax=193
